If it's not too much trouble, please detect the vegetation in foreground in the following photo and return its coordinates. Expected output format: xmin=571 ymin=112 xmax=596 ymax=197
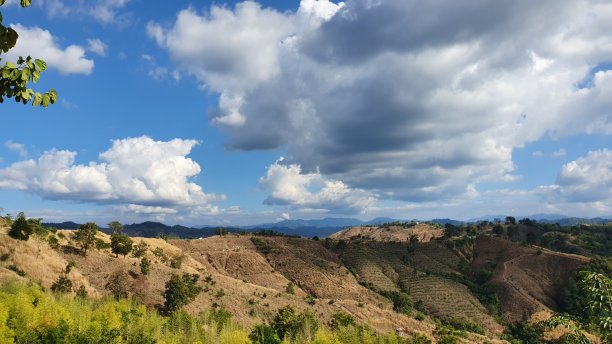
xmin=0 ymin=279 xmax=432 ymax=344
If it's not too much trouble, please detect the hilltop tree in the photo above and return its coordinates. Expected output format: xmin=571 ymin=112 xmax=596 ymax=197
xmin=0 ymin=0 xmax=57 ymax=107
xmin=111 ymin=233 xmax=133 ymax=258
xmin=8 ymin=212 xmax=31 ymax=240
xmin=505 ymin=216 xmax=516 ymax=225
xmin=73 ymin=222 xmax=98 ymax=256
xmin=108 ymin=221 xmax=123 ymax=235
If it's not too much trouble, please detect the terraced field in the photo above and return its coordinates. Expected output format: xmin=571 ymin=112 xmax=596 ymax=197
xmin=338 ymin=241 xmax=503 ymax=333
xmin=401 ymin=274 xmax=501 ymax=332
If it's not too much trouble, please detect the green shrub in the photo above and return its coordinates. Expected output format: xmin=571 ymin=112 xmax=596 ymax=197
xmin=7 ymin=264 xmax=26 ymax=277
xmin=380 ymin=290 xmax=413 ymax=315
xmin=132 ymin=240 xmax=149 ymax=258
xmin=251 ymin=237 xmax=272 ymax=255
xmin=140 ymin=257 xmax=151 ymax=276
xmin=48 ymin=235 xmax=60 ymax=249
xmin=51 ymin=274 xmax=72 ymax=293
xmin=249 ymin=324 xmax=281 ymax=344
xmin=8 ymin=213 xmax=32 ymax=241
xmin=329 ymin=311 xmax=355 ymax=329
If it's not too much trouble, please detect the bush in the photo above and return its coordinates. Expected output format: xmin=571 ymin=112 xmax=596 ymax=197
xmin=380 ymin=290 xmax=413 ymax=315
xmin=169 ymin=255 xmax=185 ymax=269
xmin=51 ymin=275 xmax=73 ymax=293
xmin=329 ymin=311 xmax=355 ymax=329
xmin=8 ymin=213 xmax=32 ymax=241
xmin=48 ymin=235 xmax=60 ymax=249
xmin=140 ymin=257 xmax=151 ymax=276
xmin=285 ymin=282 xmax=295 ymax=295
xmin=132 ymin=240 xmax=149 ymax=258
xmin=251 ymin=237 xmax=272 ymax=255
xmin=7 ymin=264 xmax=26 ymax=277
xmin=105 ymin=270 xmax=131 ymax=299
xmin=440 ymin=316 xmax=485 ymax=335
xmin=249 ymin=324 xmax=281 ymax=344
xmin=76 ymin=285 xmax=88 ymax=299
xmin=95 ymin=238 xmax=110 ymax=251
xmin=153 ymin=247 xmax=168 ymax=263
xmin=270 ymin=305 xmax=319 ymax=341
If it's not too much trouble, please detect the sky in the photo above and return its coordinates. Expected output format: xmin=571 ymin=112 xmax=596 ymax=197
xmin=0 ymin=0 xmax=610 ymax=226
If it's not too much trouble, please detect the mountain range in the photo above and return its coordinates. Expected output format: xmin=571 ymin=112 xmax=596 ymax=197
xmin=42 ymin=214 xmax=610 ymax=239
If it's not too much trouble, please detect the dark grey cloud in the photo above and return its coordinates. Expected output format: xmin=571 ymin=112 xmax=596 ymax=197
xmin=152 ymin=0 xmax=612 ymax=206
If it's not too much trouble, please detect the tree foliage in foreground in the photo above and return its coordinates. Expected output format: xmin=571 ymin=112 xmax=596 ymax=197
xmin=0 ymin=0 xmax=57 ymax=107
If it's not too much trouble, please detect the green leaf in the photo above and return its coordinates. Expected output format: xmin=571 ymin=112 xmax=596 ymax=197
xmin=34 ymin=59 xmax=46 ymax=71
xmin=41 ymin=94 xmax=50 ymax=107
xmin=20 ymin=0 xmax=32 ymax=8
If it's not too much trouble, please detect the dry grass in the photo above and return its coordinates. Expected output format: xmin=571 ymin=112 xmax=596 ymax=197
xmin=0 ymin=226 xmax=98 ymax=296
xmin=330 ymin=224 xmax=444 ymax=242
xmin=472 ymin=236 xmax=588 ymax=322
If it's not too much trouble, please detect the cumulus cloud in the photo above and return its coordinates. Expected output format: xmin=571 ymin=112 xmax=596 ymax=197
xmin=152 ymin=0 xmax=612 ymax=202
xmin=539 ymin=149 xmax=612 ymax=204
xmin=6 ymin=24 xmax=94 ymax=75
xmin=259 ymin=158 xmax=376 ymax=213
xmin=0 ymin=136 xmax=222 ymax=208
xmin=4 ymin=140 xmax=27 ymax=157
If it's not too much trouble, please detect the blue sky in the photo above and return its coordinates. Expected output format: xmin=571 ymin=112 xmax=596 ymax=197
xmin=0 ymin=0 xmax=610 ymax=226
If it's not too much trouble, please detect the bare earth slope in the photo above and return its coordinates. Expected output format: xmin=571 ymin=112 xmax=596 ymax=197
xmin=472 ymin=236 xmax=589 ymax=322
xmin=330 ymin=224 xmax=444 ymax=242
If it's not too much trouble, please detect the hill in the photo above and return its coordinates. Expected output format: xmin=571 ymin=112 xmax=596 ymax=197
xmin=1 ymin=218 xmax=607 ymax=343
xmin=329 ymin=223 xmax=444 ymax=242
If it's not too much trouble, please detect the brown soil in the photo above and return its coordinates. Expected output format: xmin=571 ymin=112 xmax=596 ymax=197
xmin=472 ymin=236 xmax=589 ymax=322
xmin=330 ymin=224 xmax=444 ymax=242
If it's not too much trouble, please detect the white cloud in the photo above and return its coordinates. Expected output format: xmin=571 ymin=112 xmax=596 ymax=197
xmin=29 ymin=0 xmax=131 ymax=24
xmin=551 ymin=148 xmax=567 ymax=158
xmin=259 ymin=158 xmax=377 ymax=213
xmin=532 ymin=151 xmax=544 ymax=158
xmin=90 ymin=0 xmax=131 ymax=24
xmin=0 ymin=136 xmax=222 ymax=208
xmin=6 ymin=24 xmax=94 ymax=75
xmin=539 ymin=149 xmax=612 ymax=203
xmin=152 ymin=0 xmax=612 ymax=204
xmin=118 ymin=204 xmax=178 ymax=215
xmin=4 ymin=140 xmax=27 ymax=157
xmin=86 ymin=38 xmax=107 ymax=56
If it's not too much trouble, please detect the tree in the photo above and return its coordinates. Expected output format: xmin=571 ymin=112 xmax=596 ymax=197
xmin=110 ymin=233 xmax=133 ymax=258
xmin=8 ymin=212 xmax=31 ymax=240
xmin=505 ymin=216 xmax=516 ymax=225
xmin=108 ymin=221 xmax=123 ymax=235
xmin=163 ymin=273 xmax=202 ymax=313
xmin=140 ymin=257 xmax=151 ymax=276
xmin=72 ymin=222 xmax=98 ymax=256
xmin=579 ymin=271 xmax=612 ymax=336
xmin=0 ymin=0 xmax=57 ymax=107
xmin=105 ymin=269 xmax=131 ymax=299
